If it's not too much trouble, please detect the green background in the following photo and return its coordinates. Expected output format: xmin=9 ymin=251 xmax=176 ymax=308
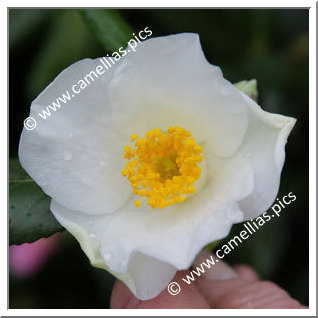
xmin=9 ymin=9 xmax=309 ymax=308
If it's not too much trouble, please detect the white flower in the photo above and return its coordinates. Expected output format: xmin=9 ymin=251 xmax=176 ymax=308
xmin=19 ymin=33 xmax=296 ymax=300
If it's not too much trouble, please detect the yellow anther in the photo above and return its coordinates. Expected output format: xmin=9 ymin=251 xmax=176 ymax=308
xmin=124 ymin=145 xmax=131 ymax=153
xmin=130 ymin=160 xmax=138 ymax=166
xmin=135 ymin=137 xmax=147 ymax=146
xmin=130 ymin=134 xmax=139 ymax=142
xmin=196 ymin=155 xmax=203 ymax=162
xmin=130 ymin=176 xmax=138 ymax=183
xmin=134 ymin=200 xmax=142 ymax=207
xmin=167 ymin=127 xmax=175 ymax=134
xmin=122 ymin=169 xmax=129 ymax=176
xmin=195 ymin=145 xmax=203 ymax=153
xmin=145 ymin=131 xmax=154 ymax=139
xmin=122 ymin=126 xmax=204 ymax=209
xmin=138 ymin=189 xmax=149 ymax=196
xmin=185 ymin=137 xmax=196 ymax=147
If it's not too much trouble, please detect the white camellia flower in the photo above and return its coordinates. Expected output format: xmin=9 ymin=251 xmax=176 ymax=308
xmin=19 ymin=33 xmax=296 ymax=300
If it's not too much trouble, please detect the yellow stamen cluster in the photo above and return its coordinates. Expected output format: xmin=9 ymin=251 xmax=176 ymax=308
xmin=122 ymin=127 xmax=203 ymax=209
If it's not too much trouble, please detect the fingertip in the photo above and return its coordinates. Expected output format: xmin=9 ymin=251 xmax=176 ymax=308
xmin=192 ymin=251 xmax=306 ymax=309
xmin=217 ymin=280 xmax=300 ymax=308
xmin=110 ymin=279 xmax=140 ymax=309
xmin=193 ymin=251 xmax=237 ymax=280
xmin=233 ymin=264 xmax=260 ymax=282
xmin=200 ymin=279 xmax=307 ymax=309
xmin=111 ymin=270 xmax=211 ymax=309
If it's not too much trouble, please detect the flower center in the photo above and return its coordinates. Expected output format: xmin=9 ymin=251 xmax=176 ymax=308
xmin=122 ymin=127 xmax=203 ymax=209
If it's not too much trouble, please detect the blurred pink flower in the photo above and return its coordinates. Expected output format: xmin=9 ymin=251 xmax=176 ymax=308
xmin=9 ymin=234 xmax=60 ymax=278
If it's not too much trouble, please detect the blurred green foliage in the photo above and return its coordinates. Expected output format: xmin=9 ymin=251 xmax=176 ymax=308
xmin=9 ymin=8 xmax=308 ymax=308
xmin=9 ymin=159 xmax=64 ymax=245
xmin=79 ymin=9 xmax=133 ymax=51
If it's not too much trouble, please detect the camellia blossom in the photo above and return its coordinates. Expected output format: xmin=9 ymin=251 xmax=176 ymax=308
xmin=19 ymin=33 xmax=296 ymax=300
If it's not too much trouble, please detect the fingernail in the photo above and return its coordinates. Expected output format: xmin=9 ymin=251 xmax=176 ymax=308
xmin=193 ymin=251 xmax=237 ymax=281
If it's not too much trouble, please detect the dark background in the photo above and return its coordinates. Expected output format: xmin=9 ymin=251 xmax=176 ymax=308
xmin=9 ymin=9 xmax=309 ymax=308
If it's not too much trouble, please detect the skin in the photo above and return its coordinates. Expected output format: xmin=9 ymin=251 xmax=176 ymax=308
xmin=111 ymin=251 xmax=307 ymax=309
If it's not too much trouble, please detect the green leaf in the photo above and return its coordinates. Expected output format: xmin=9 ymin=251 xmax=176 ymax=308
xmin=9 ymin=159 xmax=64 ymax=246
xmin=235 ymin=79 xmax=258 ymax=101
xmin=9 ymin=9 xmax=53 ymax=49
xmin=79 ymin=9 xmax=133 ymax=52
xmin=27 ymin=10 xmax=100 ymax=99
xmin=204 ymin=240 xmax=221 ymax=252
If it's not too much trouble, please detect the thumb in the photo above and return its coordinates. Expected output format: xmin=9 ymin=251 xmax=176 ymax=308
xmin=110 ymin=270 xmax=210 ymax=309
xmin=193 ymin=251 xmax=307 ymax=309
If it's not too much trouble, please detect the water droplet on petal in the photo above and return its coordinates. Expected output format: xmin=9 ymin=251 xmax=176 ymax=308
xmin=139 ymin=291 xmax=146 ymax=298
xmin=37 ymin=175 xmax=47 ymax=186
xmin=63 ymin=152 xmax=72 ymax=160
xmin=69 ymin=133 xmax=74 ymax=138
xmin=99 ymin=161 xmax=106 ymax=167
xmin=246 ymin=152 xmax=250 ymax=157
xmin=89 ymin=233 xmax=96 ymax=239
xmin=102 ymin=251 xmax=112 ymax=261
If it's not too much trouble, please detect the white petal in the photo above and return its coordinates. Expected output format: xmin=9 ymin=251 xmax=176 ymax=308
xmin=50 ymin=200 xmax=177 ymax=300
xmin=109 ymin=33 xmax=249 ymax=158
xmin=236 ymin=93 xmax=296 ymax=219
xmin=19 ymin=58 xmax=131 ymax=215
xmin=50 ymin=156 xmax=254 ymax=300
